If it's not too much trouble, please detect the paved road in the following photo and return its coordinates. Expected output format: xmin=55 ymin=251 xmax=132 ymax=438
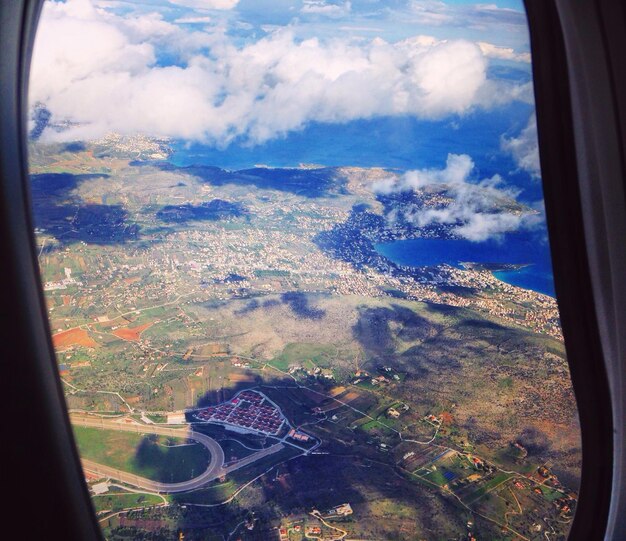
xmin=72 ymin=414 xmax=283 ymax=493
xmin=72 ymin=414 xmax=225 ymax=493
xmin=222 ymin=442 xmax=284 ymax=475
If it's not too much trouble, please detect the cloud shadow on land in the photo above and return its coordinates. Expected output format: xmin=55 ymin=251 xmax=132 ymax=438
xmin=280 ymin=291 xmax=325 ymax=320
xmin=353 ymin=304 xmax=443 ymax=363
xmin=176 ymin=373 xmax=477 ymax=539
xmin=30 ymin=172 xmax=140 ymax=245
xmin=352 ymin=301 xmax=540 ymax=379
xmin=313 ymin=205 xmax=388 ymax=268
xmin=153 ymin=163 xmax=346 ymax=198
xmin=233 ymin=297 xmax=283 ymax=316
xmin=156 ymin=199 xmax=248 ymax=223
xmin=230 ymin=291 xmax=326 ymax=319
xmin=62 ymin=141 xmax=87 ymax=153
xmin=234 ymin=298 xmax=260 ymax=315
xmin=133 ymin=434 xmax=210 ymax=484
xmin=30 ymin=171 xmax=98 ymax=198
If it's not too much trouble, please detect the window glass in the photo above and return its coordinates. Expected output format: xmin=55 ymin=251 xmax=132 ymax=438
xmin=29 ymin=0 xmax=581 ymax=539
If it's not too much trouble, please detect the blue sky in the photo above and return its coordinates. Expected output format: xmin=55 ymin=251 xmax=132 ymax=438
xmin=96 ymin=0 xmax=530 ymax=49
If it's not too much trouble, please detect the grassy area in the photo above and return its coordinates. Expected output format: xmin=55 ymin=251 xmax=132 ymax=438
xmin=145 ymin=413 xmax=167 ymax=423
xmin=464 ymin=472 xmax=513 ymax=504
xmin=539 ymin=485 xmax=564 ymax=502
xmin=270 ymin=342 xmax=336 ymax=371
xmin=254 ymin=269 xmax=290 ymax=278
xmin=173 ymin=480 xmax=237 ymax=505
xmin=73 ymin=426 xmax=211 ymax=483
xmin=359 ymin=419 xmax=395 ymax=436
xmin=424 ymin=468 xmax=450 ymax=487
xmin=354 ymin=379 xmax=377 ymax=390
xmin=92 ymin=492 xmax=164 ymax=513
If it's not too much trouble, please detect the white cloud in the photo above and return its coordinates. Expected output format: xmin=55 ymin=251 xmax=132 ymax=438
xmin=338 ymin=25 xmax=384 ymax=32
xmin=373 ymin=153 xmax=475 ymax=193
xmin=373 ymin=154 xmax=537 ymax=242
xmin=407 ymin=0 xmax=527 ymax=29
xmin=477 ymin=41 xmax=530 ymax=63
xmin=408 ymin=0 xmax=455 ymax=26
xmin=30 ymin=1 xmax=156 ymax=101
xmin=301 ymin=1 xmax=352 ymax=17
xmin=501 ymin=114 xmax=541 ymax=177
xmin=174 ymin=16 xmax=213 ymax=24
xmin=30 ymin=0 xmax=530 ymax=146
xmin=471 ymin=3 xmax=527 ymax=26
xmin=167 ymin=0 xmax=239 ymax=10
xmin=473 ymin=79 xmax=534 ymax=111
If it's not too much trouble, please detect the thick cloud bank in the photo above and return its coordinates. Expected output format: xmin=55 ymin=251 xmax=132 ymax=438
xmin=30 ymin=0 xmax=530 ymax=145
xmin=373 ymin=154 xmax=538 ymax=241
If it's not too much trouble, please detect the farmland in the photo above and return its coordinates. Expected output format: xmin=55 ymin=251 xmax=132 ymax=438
xmin=112 ymin=322 xmax=154 ymax=341
xmin=31 ymin=138 xmax=580 ymax=540
xmin=52 ymin=327 xmax=98 ymax=350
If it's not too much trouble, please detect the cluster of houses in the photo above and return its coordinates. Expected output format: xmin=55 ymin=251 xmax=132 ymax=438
xmin=287 ymin=428 xmax=311 ymax=443
xmin=193 ymin=390 xmax=284 ymax=435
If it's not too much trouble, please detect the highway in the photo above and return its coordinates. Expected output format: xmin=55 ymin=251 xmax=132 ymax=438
xmin=72 ymin=414 xmax=284 ymax=493
xmin=222 ymin=442 xmax=284 ymax=475
xmin=72 ymin=414 xmax=226 ymax=492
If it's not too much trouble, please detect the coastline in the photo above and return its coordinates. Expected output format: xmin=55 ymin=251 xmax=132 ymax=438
xmin=375 ymin=238 xmax=556 ymax=297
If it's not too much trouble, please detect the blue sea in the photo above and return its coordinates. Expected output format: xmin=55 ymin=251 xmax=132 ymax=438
xmin=375 ymin=235 xmax=555 ymax=297
xmin=169 ymin=100 xmax=556 ymax=297
xmin=170 ymin=103 xmax=539 ymax=197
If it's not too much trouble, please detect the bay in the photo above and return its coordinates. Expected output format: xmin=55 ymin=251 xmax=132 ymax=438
xmin=375 ymin=235 xmax=556 ymax=297
xmin=167 ymin=100 xmax=555 ymax=297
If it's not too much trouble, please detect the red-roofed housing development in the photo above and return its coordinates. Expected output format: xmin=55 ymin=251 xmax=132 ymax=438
xmin=193 ymin=390 xmax=286 ymax=436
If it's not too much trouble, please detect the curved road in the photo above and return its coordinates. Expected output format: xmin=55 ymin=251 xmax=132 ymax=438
xmin=72 ymin=414 xmax=225 ymax=493
xmin=71 ymin=414 xmax=285 ymax=494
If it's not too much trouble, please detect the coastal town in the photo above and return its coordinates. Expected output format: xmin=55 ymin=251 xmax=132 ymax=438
xmin=30 ymin=135 xmax=579 ymax=540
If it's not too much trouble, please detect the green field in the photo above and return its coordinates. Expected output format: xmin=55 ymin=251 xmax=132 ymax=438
xmin=539 ymin=484 xmax=565 ymax=502
xmin=359 ymin=419 xmax=396 ymax=436
xmin=73 ymin=426 xmax=211 ymax=483
xmin=424 ymin=468 xmax=450 ymax=487
xmin=92 ymin=492 xmax=165 ymax=513
xmin=145 ymin=413 xmax=167 ymax=423
xmin=173 ymin=480 xmax=237 ymax=505
xmin=464 ymin=472 xmax=513 ymax=504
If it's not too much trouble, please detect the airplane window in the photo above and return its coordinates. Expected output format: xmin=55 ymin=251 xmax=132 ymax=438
xmin=28 ymin=0 xmax=581 ymax=539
